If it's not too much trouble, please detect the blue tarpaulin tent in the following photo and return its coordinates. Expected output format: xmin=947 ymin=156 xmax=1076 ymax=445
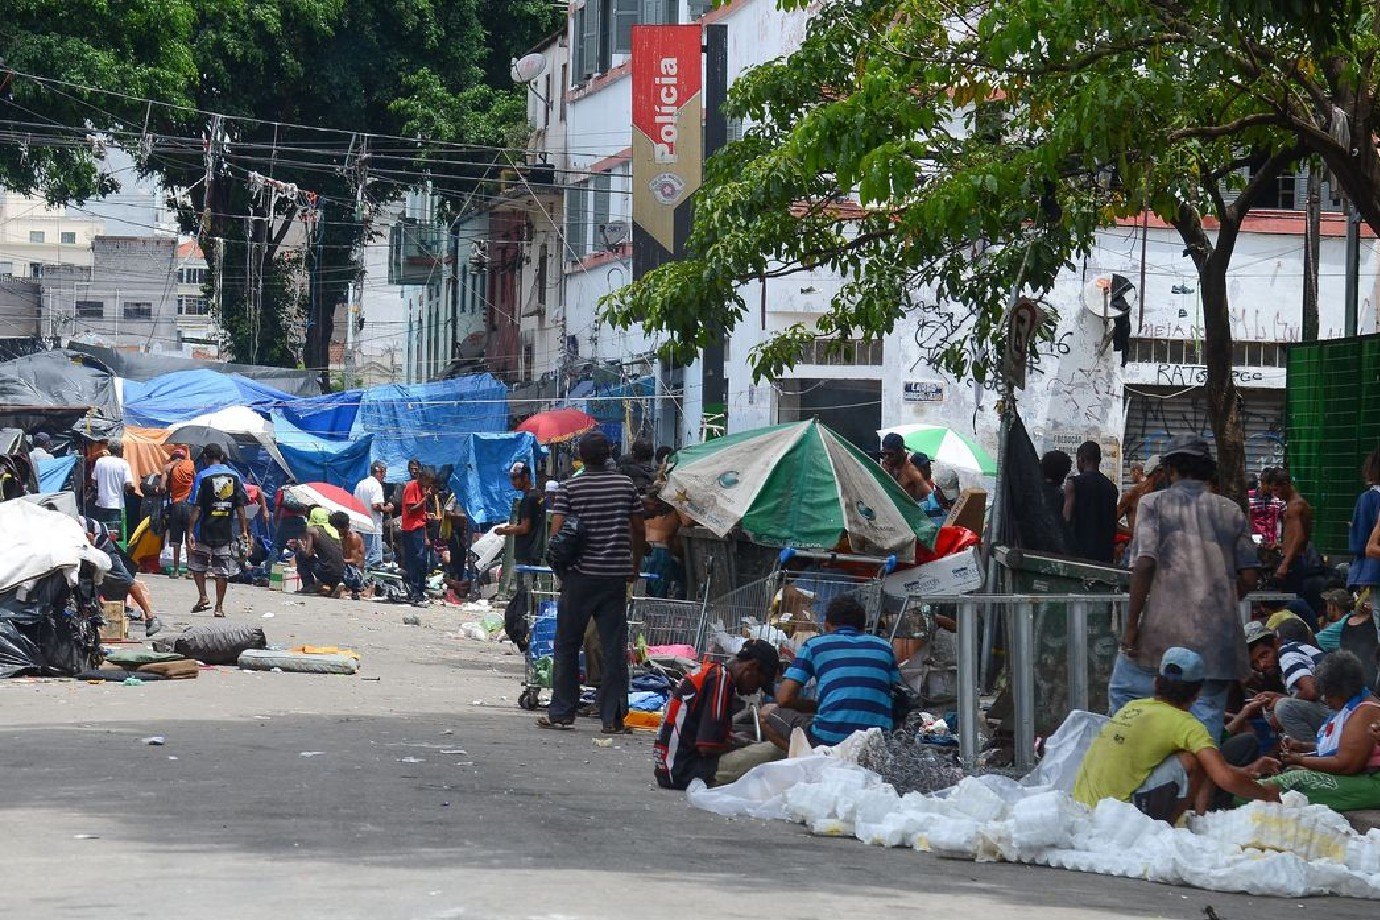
xmin=276 ymin=389 xmax=361 ymax=440
xmin=34 ymin=456 xmax=77 ymax=494
xmin=355 ymin=374 xmax=508 ymax=480
xmin=122 ymin=370 xmax=294 ymax=428
xmin=450 ymin=432 xmax=542 ymax=525
xmin=272 ymin=413 xmax=374 ymax=489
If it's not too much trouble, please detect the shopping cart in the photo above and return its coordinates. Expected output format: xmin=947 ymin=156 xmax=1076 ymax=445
xmin=626 ymin=591 xmax=710 ymax=660
xmin=513 ymin=564 xmax=561 ymax=711
xmin=703 ymin=547 xmax=898 ymax=657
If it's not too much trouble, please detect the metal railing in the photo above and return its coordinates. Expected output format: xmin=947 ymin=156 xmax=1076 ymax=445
xmin=927 ymin=590 xmax=1297 ymax=774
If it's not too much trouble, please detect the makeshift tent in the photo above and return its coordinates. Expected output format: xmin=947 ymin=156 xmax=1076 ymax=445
xmin=0 ymin=349 xmax=121 ymax=441
xmin=35 ymin=456 xmax=77 ymax=494
xmin=282 ymin=482 xmax=377 ymax=533
xmin=449 ymin=432 xmax=542 ymax=525
xmin=0 ymin=499 xmax=110 ymax=593
xmin=122 ymin=426 xmax=175 ymax=482
xmin=276 ymin=389 xmax=361 ymax=440
xmin=354 ymin=374 xmax=508 ymax=479
xmin=122 ymin=370 xmax=295 ymax=428
xmin=167 ymin=406 xmax=292 ymax=476
xmin=67 ymin=343 xmax=322 ymax=396
xmin=273 ymin=413 xmax=374 ymax=490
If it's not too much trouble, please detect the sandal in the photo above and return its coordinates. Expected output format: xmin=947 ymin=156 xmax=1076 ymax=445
xmin=191 ymin=600 xmax=212 ymax=613
xmin=213 ymin=610 xmax=227 ymax=618
xmin=536 ymin=716 xmax=575 ymax=730
xmin=600 ymin=722 xmax=633 ymax=735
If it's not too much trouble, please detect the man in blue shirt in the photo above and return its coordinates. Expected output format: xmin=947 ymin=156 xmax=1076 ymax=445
xmin=762 ymin=594 xmax=902 ymax=749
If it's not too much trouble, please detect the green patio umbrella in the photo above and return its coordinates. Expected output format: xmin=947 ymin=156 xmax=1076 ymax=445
xmin=664 ymin=420 xmax=938 ymax=556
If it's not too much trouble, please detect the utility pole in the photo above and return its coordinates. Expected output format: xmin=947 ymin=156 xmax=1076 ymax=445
xmin=1303 ymin=165 xmax=1321 ymax=342
xmin=1345 ymin=196 xmax=1361 ymax=337
xmin=345 ymin=134 xmax=372 ymax=390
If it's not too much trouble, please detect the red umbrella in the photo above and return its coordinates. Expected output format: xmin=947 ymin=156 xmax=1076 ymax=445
xmin=283 ymin=482 xmax=377 ymax=533
xmin=516 ymin=407 xmax=598 ymax=444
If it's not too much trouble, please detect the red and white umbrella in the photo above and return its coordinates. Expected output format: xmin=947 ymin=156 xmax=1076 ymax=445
xmin=282 ymin=482 xmax=378 ymax=534
xmin=516 ymin=407 xmax=597 ymax=444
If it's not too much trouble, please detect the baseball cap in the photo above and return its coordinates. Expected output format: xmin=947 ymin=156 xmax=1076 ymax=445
xmin=1161 ymin=437 xmax=1213 ymax=462
xmin=509 ymin=461 xmax=529 ymax=478
xmin=33 ymin=432 xmax=51 ymax=446
xmin=736 ymin=638 xmax=781 ymax=683
xmin=171 ymin=446 xmax=188 ymax=460
xmin=1243 ymin=620 xmax=1275 ymax=647
xmin=544 ymin=479 xmax=560 ymax=495
xmin=1159 ymin=647 xmax=1205 ymax=683
xmin=1266 ymin=609 xmax=1302 ymax=632
xmin=881 ymin=432 xmax=906 ymax=452
xmin=1321 ymin=588 xmax=1356 ymax=612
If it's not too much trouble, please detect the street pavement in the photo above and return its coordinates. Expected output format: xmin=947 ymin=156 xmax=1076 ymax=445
xmin=0 ymin=576 xmax=1370 ymax=919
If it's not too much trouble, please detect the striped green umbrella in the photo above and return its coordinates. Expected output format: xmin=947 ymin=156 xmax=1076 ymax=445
xmin=882 ymin=424 xmax=997 ymax=476
xmin=665 ymin=420 xmax=938 ymax=555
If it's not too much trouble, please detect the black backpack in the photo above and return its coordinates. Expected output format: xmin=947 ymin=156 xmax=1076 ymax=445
xmin=545 ymin=515 xmax=586 ymax=577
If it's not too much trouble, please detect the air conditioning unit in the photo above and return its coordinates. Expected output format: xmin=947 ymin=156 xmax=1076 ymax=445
xmin=597 ymin=220 xmax=629 ymax=251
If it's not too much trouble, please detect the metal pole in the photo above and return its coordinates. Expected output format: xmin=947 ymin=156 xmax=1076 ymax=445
xmin=1345 ymin=199 xmax=1361 ymax=337
xmin=1012 ymin=601 xmax=1036 ymax=773
xmin=1066 ymin=602 xmax=1090 ymax=713
xmin=1303 ymin=166 xmax=1320 ymax=342
xmin=957 ymin=601 xmax=980 ymax=772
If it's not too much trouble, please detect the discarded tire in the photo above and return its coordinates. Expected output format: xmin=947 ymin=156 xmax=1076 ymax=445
xmin=171 ymin=624 xmax=267 ymax=665
xmin=237 ymin=648 xmax=359 ymax=674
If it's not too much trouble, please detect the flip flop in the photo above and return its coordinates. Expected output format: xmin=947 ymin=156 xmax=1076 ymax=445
xmin=601 ymin=723 xmax=634 ymax=735
xmin=191 ymin=600 xmax=212 ymax=613
xmin=213 ymin=610 xmax=227 ymax=618
xmin=536 ymin=716 xmax=574 ymax=730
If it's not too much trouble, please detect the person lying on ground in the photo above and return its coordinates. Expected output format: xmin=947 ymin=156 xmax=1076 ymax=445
xmin=653 ymin=639 xmax=781 ymax=790
xmin=760 ymin=594 xmax=901 ymax=752
xmin=1251 ymin=617 xmax=1329 ymax=743
xmin=1265 ymin=651 xmax=1380 ymax=812
xmin=1073 ymin=646 xmax=1280 ymax=824
xmin=294 ymin=507 xmax=345 ymax=595
xmin=332 ymin=511 xmax=366 ymax=600
xmin=81 ymin=516 xmax=163 ymax=637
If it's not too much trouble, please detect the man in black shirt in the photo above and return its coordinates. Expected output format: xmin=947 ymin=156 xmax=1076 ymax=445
xmin=494 ymin=462 xmax=543 ymax=565
xmin=539 ymin=432 xmax=645 ymax=733
xmin=1063 ymin=440 xmax=1118 ymax=563
xmin=187 ymin=444 xmax=251 ymax=617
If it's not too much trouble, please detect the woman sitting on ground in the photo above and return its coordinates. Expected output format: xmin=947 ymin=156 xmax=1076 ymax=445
xmin=295 ymin=507 xmax=345 ymax=595
xmin=1265 ymin=650 xmax=1380 ymax=812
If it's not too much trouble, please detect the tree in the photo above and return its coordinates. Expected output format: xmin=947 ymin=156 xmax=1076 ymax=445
xmin=603 ymin=0 xmax=1321 ymax=504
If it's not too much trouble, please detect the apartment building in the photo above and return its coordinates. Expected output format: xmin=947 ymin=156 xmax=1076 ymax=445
xmin=0 ymin=191 xmax=104 ymax=280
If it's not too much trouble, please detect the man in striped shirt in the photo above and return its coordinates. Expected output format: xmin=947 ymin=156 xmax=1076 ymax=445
xmin=538 ymin=431 xmax=646 ymax=733
xmin=763 ymin=594 xmax=901 ymax=749
xmin=1263 ymin=616 xmax=1330 ymax=743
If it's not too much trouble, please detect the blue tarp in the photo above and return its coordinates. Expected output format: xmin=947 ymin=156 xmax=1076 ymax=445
xmin=276 ymin=389 xmax=361 ymax=440
xmin=272 ymin=413 xmax=375 ymax=490
xmin=122 ymin=370 xmax=295 ymax=428
xmin=35 ymin=456 xmax=77 ymax=493
xmin=449 ymin=432 xmax=542 ymax=525
xmin=355 ymin=374 xmax=508 ymax=480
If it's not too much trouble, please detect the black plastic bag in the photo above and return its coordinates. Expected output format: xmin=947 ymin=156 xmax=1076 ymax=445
xmin=0 ymin=571 xmax=102 ymax=678
xmin=545 ymin=515 xmax=585 ymax=577
xmin=504 ymin=588 xmax=531 ymax=651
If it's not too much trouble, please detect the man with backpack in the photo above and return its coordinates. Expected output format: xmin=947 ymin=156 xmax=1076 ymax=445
xmin=537 ymin=431 xmax=645 ymax=733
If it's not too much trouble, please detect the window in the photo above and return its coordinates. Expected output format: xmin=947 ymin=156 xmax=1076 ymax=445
xmin=123 ymin=301 xmax=153 ymax=319
xmin=0 ymin=261 xmax=11 ymax=277
xmin=574 ymin=0 xmax=676 ymax=83
xmin=688 ymin=0 xmax=714 ymax=18
xmin=178 ymin=267 xmax=209 ymax=285
xmin=60 ymin=231 xmax=77 ymax=245
xmin=536 ymin=243 xmax=549 ymax=310
xmin=28 ymin=230 xmax=45 ymax=244
xmin=28 ymin=263 xmax=43 ymax=279
xmin=591 ymin=173 xmax=612 ymax=250
xmin=75 ymin=300 xmax=104 ymax=318
xmin=796 ymin=338 xmax=884 ymax=366
xmin=565 ymin=183 xmax=590 ymax=259
xmin=177 ymin=295 xmax=210 ymax=316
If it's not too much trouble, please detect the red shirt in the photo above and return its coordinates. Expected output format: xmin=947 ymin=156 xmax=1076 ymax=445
xmin=400 ymin=480 xmax=427 ymax=532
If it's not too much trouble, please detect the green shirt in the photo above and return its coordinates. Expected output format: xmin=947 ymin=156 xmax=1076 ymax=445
xmin=1073 ymin=698 xmax=1215 ymax=807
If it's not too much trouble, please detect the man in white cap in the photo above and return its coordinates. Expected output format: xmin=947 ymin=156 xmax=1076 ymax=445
xmin=494 ymin=461 xmax=544 ymax=566
xmin=1075 ymin=647 xmax=1280 ymax=822
xmin=1113 ymin=436 xmax=1259 ymax=740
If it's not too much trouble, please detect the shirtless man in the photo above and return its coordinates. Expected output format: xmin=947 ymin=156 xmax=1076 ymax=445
xmin=880 ymin=433 xmax=930 ymax=501
xmin=1261 ymin=468 xmax=1320 ymax=613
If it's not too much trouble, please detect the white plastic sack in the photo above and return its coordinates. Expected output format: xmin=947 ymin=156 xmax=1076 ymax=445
xmin=1008 ymin=791 xmax=1087 ymax=851
xmin=471 ymin=529 xmax=505 ymax=572
xmin=1020 ymin=709 xmax=1109 ymax=792
xmin=686 ymin=754 xmax=850 ymax=821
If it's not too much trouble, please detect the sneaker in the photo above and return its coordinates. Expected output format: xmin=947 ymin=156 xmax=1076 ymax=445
xmin=144 ymin=616 xmax=164 ymax=637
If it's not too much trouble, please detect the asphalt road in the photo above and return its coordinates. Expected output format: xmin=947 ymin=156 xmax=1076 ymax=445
xmin=0 ymin=576 xmax=1371 ymax=919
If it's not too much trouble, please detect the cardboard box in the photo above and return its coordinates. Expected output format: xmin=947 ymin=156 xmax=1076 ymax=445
xmin=882 ymin=546 xmax=984 ymax=599
xmin=280 ymin=567 xmax=301 ymax=593
xmin=98 ymin=600 xmax=128 ymax=641
xmin=944 ymin=488 xmax=987 ymax=534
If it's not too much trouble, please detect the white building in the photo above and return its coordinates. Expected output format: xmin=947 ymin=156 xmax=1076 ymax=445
xmin=0 ymin=191 xmax=105 ymax=281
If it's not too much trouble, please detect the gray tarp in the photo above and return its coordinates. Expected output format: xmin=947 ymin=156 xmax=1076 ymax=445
xmin=66 ymin=343 xmax=322 ymax=396
xmin=0 ymin=350 xmax=121 ymax=441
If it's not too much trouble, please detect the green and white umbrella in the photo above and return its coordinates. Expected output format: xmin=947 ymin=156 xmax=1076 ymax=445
xmin=665 ymin=420 xmax=939 ymax=555
xmin=880 ymin=423 xmax=997 ymax=476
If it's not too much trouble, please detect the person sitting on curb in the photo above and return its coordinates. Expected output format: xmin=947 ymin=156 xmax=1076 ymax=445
xmin=1258 ymin=616 xmax=1329 ymax=744
xmin=1315 ymin=588 xmax=1379 ymax=690
xmin=1073 ymin=646 xmax=1280 ymax=824
xmin=1265 ymin=651 xmax=1380 ymax=812
xmin=653 ymin=639 xmax=780 ymax=790
xmin=332 ymin=511 xmax=367 ymax=600
xmin=761 ymin=594 xmax=901 ymax=751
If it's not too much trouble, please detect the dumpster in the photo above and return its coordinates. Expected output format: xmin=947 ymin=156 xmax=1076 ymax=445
xmin=994 ymin=546 xmax=1128 ymax=736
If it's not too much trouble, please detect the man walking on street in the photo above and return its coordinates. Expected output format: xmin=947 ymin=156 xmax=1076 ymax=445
xmin=92 ymin=441 xmax=139 ymax=540
xmin=538 ymin=431 xmax=645 ymax=734
xmin=187 ymin=444 xmax=251 ymax=618
xmin=353 ymin=460 xmax=392 ymax=567
xmin=1113 ymin=437 xmax=1259 ymax=740
xmin=1063 ymin=440 xmax=1118 ymax=563
xmin=399 ymin=464 xmax=433 ymax=605
xmin=162 ymin=446 xmax=197 ymax=577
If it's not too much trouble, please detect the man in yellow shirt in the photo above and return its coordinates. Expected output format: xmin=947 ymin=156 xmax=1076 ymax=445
xmin=1074 ymin=647 xmax=1280 ymax=822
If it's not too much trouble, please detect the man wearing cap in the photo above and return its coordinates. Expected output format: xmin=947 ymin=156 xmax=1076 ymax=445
xmin=880 ymin=433 xmax=929 ymax=501
xmin=28 ymin=432 xmax=53 ymax=463
xmin=654 ymin=639 xmax=781 ymax=790
xmin=493 ymin=462 xmax=544 ymax=567
xmin=162 ymin=446 xmax=197 ymax=577
xmin=1113 ymin=437 xmax=1259 ymax=740
xmin=1075 ymin=647 xmax=1280 ymax=821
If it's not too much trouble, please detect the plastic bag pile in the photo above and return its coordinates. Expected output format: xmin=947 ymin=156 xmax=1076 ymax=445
xmin=687 ymin=714 xmax=1380 ymax=899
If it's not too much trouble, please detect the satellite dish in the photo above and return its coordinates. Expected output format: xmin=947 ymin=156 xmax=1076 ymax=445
xmin=1083 ymin=274 xmax=1135 ymax=318
xmin=511 ymin=53 xmax=548 ymax=84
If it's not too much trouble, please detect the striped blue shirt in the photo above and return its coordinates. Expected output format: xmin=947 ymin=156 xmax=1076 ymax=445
xmin=784 ymin=627 xmax=901 ymax=745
